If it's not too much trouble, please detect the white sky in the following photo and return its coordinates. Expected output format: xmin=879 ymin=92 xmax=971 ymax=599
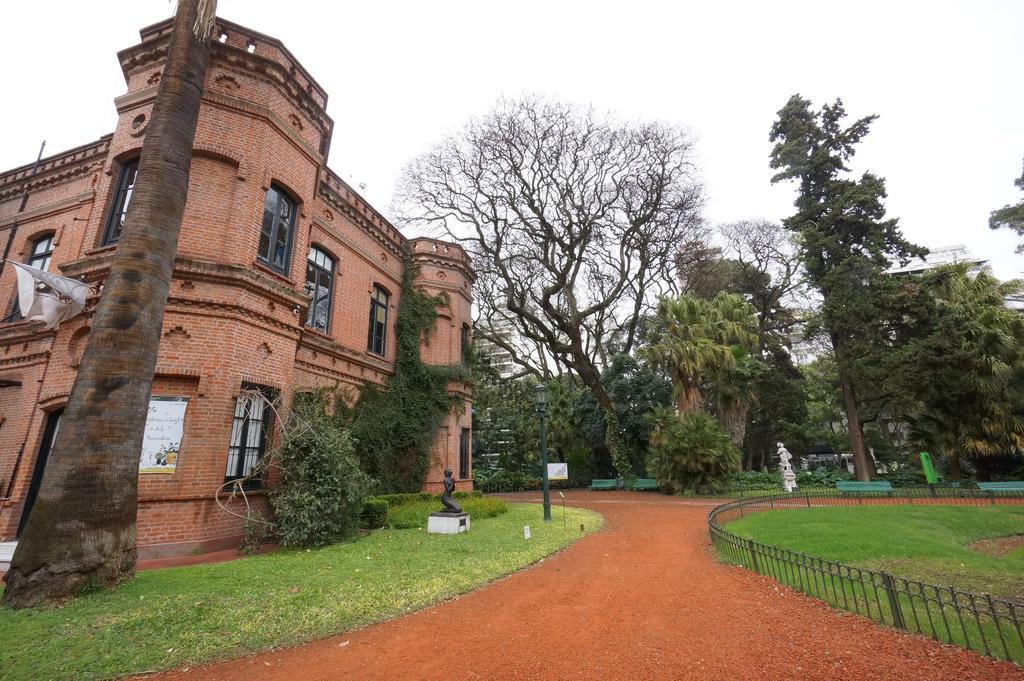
xmin=2 ymin=0 xmax=1022 ymax=278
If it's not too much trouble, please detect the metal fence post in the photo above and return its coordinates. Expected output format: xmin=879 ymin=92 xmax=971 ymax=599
xmin=747 ymin=538 xmax=760 ymax=574
xmin=880 ymin=573 xmax=906 ymax=629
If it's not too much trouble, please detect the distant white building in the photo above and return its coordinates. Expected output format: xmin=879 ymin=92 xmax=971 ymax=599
xmin=887 ymin=244 xmax=990 ymax=277
xmin=474 ymin=317 xmax=519 ymax=379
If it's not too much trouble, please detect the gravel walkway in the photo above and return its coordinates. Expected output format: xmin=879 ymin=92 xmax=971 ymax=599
xmin=150 ymin=492 xmax=1023 ymax=680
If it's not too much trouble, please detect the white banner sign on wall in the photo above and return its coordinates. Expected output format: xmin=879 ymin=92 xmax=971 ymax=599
xmin=547 ymin=462 xmax=568 ymax=480
xmin=138 ymin=397 xmax=189 ymax=474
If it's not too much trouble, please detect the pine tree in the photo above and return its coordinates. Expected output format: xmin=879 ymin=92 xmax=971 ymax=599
xmin=769 ymin=95 xmax=925 ymax=480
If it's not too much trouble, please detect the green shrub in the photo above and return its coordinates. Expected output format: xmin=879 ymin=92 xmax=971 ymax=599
xmin=360 ymin=498 xmax=389 ymax=529
xmin=647 ymin=409 xmax=739 ymax=494
xmin=731 ymin=470 xmax=782 ymax=490
xmin=794 ymin=467 xmax=853 ymax=487
xmin=387 ymin=497 xmax=508 ymax=529
xmin=270 ymin=400 xmax=372 ymax=547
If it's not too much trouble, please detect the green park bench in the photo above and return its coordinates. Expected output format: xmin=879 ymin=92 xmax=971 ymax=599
xmin=589 ymin=479 xmax=617 ymax=490
xmin=835 ymin=480 xmax=894 ymax=494
xmin=976 ymin=481 xmax=1024 ymax=492
xmin=629 ymin=478 xmax=659 ymax=491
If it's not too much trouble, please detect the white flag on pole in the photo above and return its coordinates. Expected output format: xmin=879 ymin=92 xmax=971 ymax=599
xmin=11 ymin=261 xmax=90 ymax=329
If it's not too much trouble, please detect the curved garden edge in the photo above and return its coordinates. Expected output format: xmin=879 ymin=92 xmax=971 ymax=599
xmin=0 ymin=502 xmax=604 ymax=681
xmin=707 ymin=490 xmax=1024 ymax=664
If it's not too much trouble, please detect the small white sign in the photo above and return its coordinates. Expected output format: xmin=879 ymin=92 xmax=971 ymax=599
xmin=547 ymin=462 xmax=568 ymax=480
xmin=523 ymin=525 xmax=531 ymax=540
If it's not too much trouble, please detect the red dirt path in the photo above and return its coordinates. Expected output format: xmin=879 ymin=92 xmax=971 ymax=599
xmin=150 ymin=492 xmax=1023 ymax=681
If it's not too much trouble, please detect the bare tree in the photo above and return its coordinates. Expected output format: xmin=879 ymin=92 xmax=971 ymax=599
xmin=396 ymin=98 xmax=704 ymax=477
xmin=718 ymin=219 xmax=810 ymax=354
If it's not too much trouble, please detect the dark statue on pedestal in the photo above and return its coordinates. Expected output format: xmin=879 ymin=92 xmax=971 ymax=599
xmin=439 ymin=468 xmax=462 ymax=514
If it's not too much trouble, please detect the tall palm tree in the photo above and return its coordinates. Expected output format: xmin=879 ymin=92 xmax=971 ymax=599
xmin=3 ymin=0 xmax=216 ymax=608
xmin=911 ymin=265 xmax=1024 ymax=477
xmin=642 ymin=293 xmax=759 ymax=416
xmin=714 ymin=346 xmax=763 ymax=469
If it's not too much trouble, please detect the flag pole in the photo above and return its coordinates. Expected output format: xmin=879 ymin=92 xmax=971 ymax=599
xmin=0 ymin=141 xmax=47 ymax=282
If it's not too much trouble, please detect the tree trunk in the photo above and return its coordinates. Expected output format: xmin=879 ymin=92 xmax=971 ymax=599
xmin=3 ymin=1 xmax=210 ymax=608
xmin=717 ymin=403 xmax=749 ymax=472
xmin=838 ymin=369 xmax=872 ymax=482
xmin=948 ymin=454 xmax=962 ymax=481
xmin=574 ymin=360 xmax=631 ymax=479
xmin=675 ymin=378 xmax=702 ymax=415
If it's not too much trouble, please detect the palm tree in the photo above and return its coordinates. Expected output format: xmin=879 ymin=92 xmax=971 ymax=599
xmin=3 ymin=0 xmax=217 ymax=608
xmin=714 ymin=346 xmax=763 ymax=469
xmin=911 ymin=265 xmax=1024 ymax=478
xmin=643 ymin=293 xmax=759 ymax=415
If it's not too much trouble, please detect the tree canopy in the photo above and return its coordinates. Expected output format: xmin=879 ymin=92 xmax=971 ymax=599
xmin=397 ymin=97 xmax=704 ymax=478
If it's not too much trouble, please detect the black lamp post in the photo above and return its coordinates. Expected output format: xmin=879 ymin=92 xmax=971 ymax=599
xmin=535 ymin=383 xmax=552 ymax=522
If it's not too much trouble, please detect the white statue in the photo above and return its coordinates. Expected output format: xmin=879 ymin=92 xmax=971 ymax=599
xmin=777 ymin=441 xmax=798 ymax=493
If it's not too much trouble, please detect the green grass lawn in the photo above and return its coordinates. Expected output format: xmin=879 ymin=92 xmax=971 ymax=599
xmin=724 ymin=505 xmax=1024 ymax=662
xmin=726 ymin=505 xmax=1024 ymax=599
xmin=0 ymin=502 xmax=601 ymax=681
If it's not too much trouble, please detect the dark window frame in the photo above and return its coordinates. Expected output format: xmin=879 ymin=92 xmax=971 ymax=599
xmin=258 ymin=185 xmax=297 ymax=275
xmin=304 ymin=245 xmax=335 ymax=333
xmin=102 ymin=158 xmax=139 ymax=245
xmin=459 ymin=427 xmax=471 ymax=480
xmin=367 ymin=284 xmax=389 ymax=355
xmin=224 ymin=384 xmax=276 ymax=489
xmin=5 ymin=232 xmax=56 ymax=322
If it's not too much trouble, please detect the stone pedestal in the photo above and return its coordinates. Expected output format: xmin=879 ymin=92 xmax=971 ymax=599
xmin=782 ymin=467 xmax=798 ymax=493
xmin=427 ymin=512 xmax=470 ymax=534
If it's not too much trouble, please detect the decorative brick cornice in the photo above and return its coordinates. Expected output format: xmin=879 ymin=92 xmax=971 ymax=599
xmin=117 ymin=18 xmax=333 ymax=154
xmin=0 ymin=191 xmax=95 ymax=229
xmin=410 ymin=237 xmax=476 ymax=283
xmin=0 ymin=136 xmax=110 ymax=202
xmin=317 ymin=181 xmax=405 ymax=259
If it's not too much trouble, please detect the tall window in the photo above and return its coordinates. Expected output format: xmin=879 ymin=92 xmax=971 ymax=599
xmin=460 ymin=323 xmax=471 ymax=363
xmin=459 ymin=428 xmax=470 ymax=480
xmin=367 ymin=285 xmax=389 ymax=355
xmin=102 ymin=159 xmax=138 ymax=245
xmin=258 ymin=185 xmax=296 ymax=274
xmin=304 ymin=246 xmax=334 ymax=333
xmin=5 ymin=233 xmax=55 ymax=322
xmin=225 ymin=385 xmax=275 ymax=486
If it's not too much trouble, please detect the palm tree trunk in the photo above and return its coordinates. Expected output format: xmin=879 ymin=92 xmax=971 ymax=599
xmin=675 ymin=378 xmax=702 ymax=415
xmin=718 ymin=403 xmax=749 ymax=471
xmin=3 ymin=0 xmax=211 ymax=608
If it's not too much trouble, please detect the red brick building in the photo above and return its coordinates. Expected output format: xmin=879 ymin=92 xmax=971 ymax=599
xmin=0 ymin=17 xmax=473 ymax=559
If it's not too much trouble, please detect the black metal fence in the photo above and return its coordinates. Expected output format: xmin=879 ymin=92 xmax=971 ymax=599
xmin=707 ymin=489 xmax=1024 ymax=664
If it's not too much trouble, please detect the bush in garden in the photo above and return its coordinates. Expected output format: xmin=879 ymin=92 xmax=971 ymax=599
xmin=360 ymin=498 xmax=389 ymax=529
xmin=647 ymin=409 xmax=739 ymax=494
xmin=270 ymin=399 xmax=372 ymax=547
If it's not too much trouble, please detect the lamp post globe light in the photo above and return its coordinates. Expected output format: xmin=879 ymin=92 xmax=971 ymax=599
xmin=535 ymin=382 xmax=552 ymax=522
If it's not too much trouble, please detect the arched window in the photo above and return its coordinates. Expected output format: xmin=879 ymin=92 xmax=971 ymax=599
xmin=258 ymin=185 xmax=296 ymax=274
xmin=367 ymin=285 xmax=389 ymax=355
xmin=5 ymin=233 xmax=55 ymax=322
xmin=102 ymin=158 xmax=139 ymax=245
xmin=304 ymin=246 xmax=334 ymax=333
